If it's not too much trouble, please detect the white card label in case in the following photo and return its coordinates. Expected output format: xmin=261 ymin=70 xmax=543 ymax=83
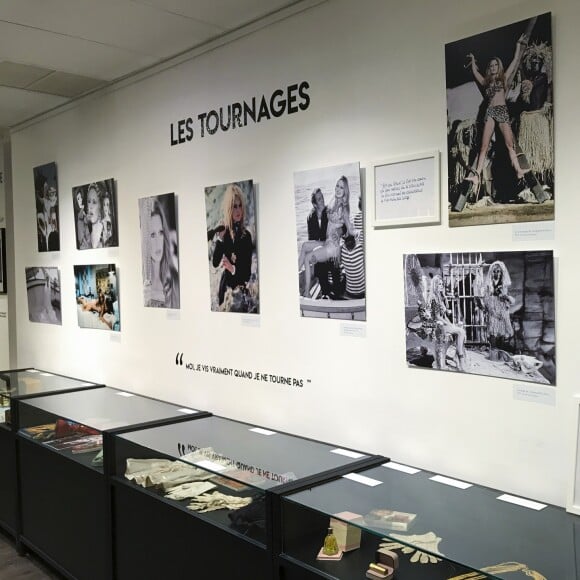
xmin=116 ymin=392 xmax=135 ymax=397
xmin=383 ymin=462 xmax=421 ymax=475
xmin=177 ymin=408 xmax=196 ymax=414
xmin=343 ymin=473 xmax=382 ymax=487
xmin=497 ymin=494 xmax=547 ymax=511
xmin=40 ymin=372 xmax=54 ymax=377
xmin=331 ymin=448 xmax=365 ymax=459
xmin=250 ymin=427 xmax=276 ymax=435
xmin=195 ymin=459 xmax=226 ymax=472
xmin=430 ymin=475 xmax=472 ymax=489
xmin=27 ymin=369 xmax=39 ymax=373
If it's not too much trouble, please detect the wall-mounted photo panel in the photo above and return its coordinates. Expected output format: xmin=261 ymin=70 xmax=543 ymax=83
xmin=25 ymin=267 xmax=62 ymax=325
xmin=34 ymin=162 xmax=59 ymax=251
xmin=294 ymin=162 xmax=365 ymax=321
xmin=73 ymin=264 xmax=120 ymax=331
xmin=72 ymin=179 xmax=118 ymax=249
xmin=205 ymin=180 xmax=259 ymax=314
xmin=404 ymin=251 xmax=555 ymax=385
xmin=138 ymin=193 xmax=180 ymax=309
xmin=446 ymin=12 xmax=554 ymax=226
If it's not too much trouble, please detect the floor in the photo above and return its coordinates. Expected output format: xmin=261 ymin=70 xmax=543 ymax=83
xmin=0 ymin=530 xmax=62 ymax=579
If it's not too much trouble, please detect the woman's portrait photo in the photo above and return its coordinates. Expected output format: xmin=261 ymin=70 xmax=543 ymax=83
xmin=205 ymin=180 xmax=259 ymax=314
xmin=446 ymin=13 xmax=553 ymax=226
xmin=25 ymin=267 xmax=61 ymax=325
xmin=34 ymin=162 xmax=59 ymax=252
xmin=72 ymin=179 xmax=118 ymax=249
xmin=138 ymin=193 xmax=180 ymax=309
xmin=294 ymin=162 xmax=365 ymax=321
xmin=74 ymin=264 xmax=120 ymax=331
xmin=404 ymin=251 xmax=555 ymax=385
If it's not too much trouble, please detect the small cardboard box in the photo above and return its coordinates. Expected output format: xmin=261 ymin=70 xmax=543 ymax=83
xmin=330 ymin=511 xmax=363 ymax=552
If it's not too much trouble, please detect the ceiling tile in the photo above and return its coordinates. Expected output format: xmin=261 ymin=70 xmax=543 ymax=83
xmin=0 ymin=0 xmax=223 ymax=59
xmin=28 ymin=71 xmax=106 ymax=98
xmin=0 ymin=21 xmax=158 ymax=80
xmin=131 ymin=0 xmax=302 ymax=29
xmin=0 ymin=61 xmax=53 ymax=88
xmin=0 ymin=86 xmax=68 ymax=127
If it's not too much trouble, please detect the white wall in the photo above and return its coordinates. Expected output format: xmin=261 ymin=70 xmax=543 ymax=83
xmin=8 ymin=0 xmax=580 ymax=506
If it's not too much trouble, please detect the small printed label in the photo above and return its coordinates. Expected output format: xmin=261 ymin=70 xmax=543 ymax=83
xmin=512 ymin=222 xmax=554 ymax=241
xmin=27 ymin=369 xmax=39 ymax=373
xmin=430 ymin=475 xmax=472 ymax=489
xmin=331 ymin=448 xmax=366 ymax=459
xmin=40 ymin=372 xmax=54 ymax=377
xmin=340 ymin=324 xmax=366 ymax=338
xmin=195 ymin=459 xmax=227 ymax=472
xmin=116 ymin=392 xmax=135 ymax=397
xmin=166 ymin=310 xmax=180 ymax=321
xmin=383 ymin=462 xmax=421 ymax=475
xmin=497 ymin=494 xmax=547 ymax=511
xmin=177 ymin=408 xmax=197 ymax=414
xmin=249 ymin=427 xmax=276 ymax=435
xmin=80 ymin=382 xmax=94 ymax=386
xmin=110 ymin=334 xmax=122 ymax=343
xmin=242 ymin=316 xmax=260 ymax=328
xmin=513 ymin=384 xmax=556 ymax=406
xmin=343 ymin=473 xmax=383 ymax=487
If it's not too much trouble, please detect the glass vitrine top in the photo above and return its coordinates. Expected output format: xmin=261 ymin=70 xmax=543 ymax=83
xmin=284 ymin=462 xmax=578 ymax=579
xmin=19 ymin=386 xmax=200 ymax=432
xmin=117 ymin=416 xmax=369 ymax=490
xmin=0 ymin=368 xmax=99 ymax=398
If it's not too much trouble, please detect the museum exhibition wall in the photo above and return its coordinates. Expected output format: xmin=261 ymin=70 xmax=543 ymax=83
xmin=5 ymin=0 xmax=577 ymax=508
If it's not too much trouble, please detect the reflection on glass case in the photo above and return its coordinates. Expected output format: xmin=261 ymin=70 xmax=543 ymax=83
xmin=281 ymin=462 xmax=580 ymax=579
xmin=112 ymin=416 xmax=378 ymax=580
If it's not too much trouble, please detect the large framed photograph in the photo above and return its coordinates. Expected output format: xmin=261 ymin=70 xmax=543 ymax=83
xmin=371 ymin=151 xmax=439 ymax=228
xmin=138 ymin=193 xmax=180 ymax=309
xmin=25 ymin=267 xmax=61 ymax=324
xmin=404 ymin=250 xmax=554 ymax=385
xmin=34 ymin=162 xmax=59 ymax=252
xmin=0 ymin=228 xmax=5 ymax=294
xmin=446 ymin=13 xmax=553 ymax=226
xmin=205 ymin=180 xmax=259 ymax=314
xmin=72 ymin=179 xmax=118 ymax=249
xmin=294 ymin=162 xmax=365 ymax=320
xmin=73 ymin=264 xmax=120 ymax=331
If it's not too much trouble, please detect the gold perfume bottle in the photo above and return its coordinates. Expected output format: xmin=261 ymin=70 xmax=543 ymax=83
xmin=323 ymin=527 xmax=339 ymax=556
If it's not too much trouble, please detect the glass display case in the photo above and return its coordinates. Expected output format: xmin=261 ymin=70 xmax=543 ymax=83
xmin=280 ymin=461 xmax=580 ymax=579
xmin=112 ymin=415 xmax=382 ymax=580
xmin=16 ymin=386 xmax=205 ymax=580
xmin=0 ymin=367 xmax=101 ymax=538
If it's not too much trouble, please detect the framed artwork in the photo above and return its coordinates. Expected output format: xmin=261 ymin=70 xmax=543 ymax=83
xmin=138 ymin=193 xmax=180 ymax=309
xmin=72 ymin=179 xmax=118 ymax=249
xmin=371 ymin=151 xmax=440 ymax=228
xmin=34 ymin=162 xmax=59 ymax=252
xmin=73 ymin=264 xmax=120 ymax=331
xmin=0 ymin=228 xmax=5 ymax=294
xmin=205 ymin=180 xmax=259 ymax=314
xmin=404 ymin=250 xmax=555 ymax=385
xmin=294 ymin=162 xmax=365 ymax=320
xmin=25 ymin=267 xmax=61 ymax=324
xmin=446 ymin=12 xmax=553 ymax=226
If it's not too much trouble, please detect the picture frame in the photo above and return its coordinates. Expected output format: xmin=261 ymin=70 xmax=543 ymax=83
xmin=567 ymin=396 xmax=580 ymax=515
xmin=371 ymin=150 xmax=440 ymax=228
xmin=0 ymin=228 xmax=6 ymax=294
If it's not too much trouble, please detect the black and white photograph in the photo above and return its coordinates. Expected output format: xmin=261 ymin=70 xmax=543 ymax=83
xmin=34 ymin=162 xmax=59 ymax=252
xmin=74 ymin=264 xmax=120 ymax=331
xmin=404 ymin=251 xmax=555 ymax=385
xmin=0 ymin=228 xmax=6 ymax=294
xmin=138 ymin=192 xmax=180 ymax=309
xmin=294 ymin=162 xmax=365 ymax=320
xmin=25 ymin=267 xmax=61 ymax=325
xmin=205 ymin=180 xmax=259 ymax=314
xmin=446 ymin=13 xmax=554 ymax=226
xmin=72 ymin=179 xmax=118 ymax=249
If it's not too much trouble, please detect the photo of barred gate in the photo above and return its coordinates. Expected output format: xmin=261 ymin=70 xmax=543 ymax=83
xmin=404 ymin=250 xmax=555 ymax=385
